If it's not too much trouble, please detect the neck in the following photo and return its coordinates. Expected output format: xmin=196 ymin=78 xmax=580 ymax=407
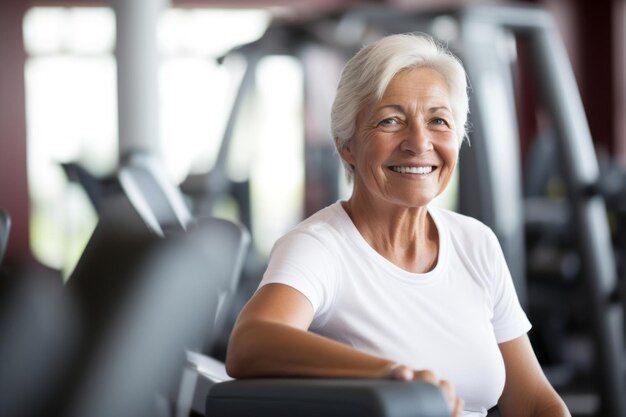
xmin=342 ymin=194 xmax=439 ymax=274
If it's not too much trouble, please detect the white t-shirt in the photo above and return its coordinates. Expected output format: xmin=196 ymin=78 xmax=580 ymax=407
xmin=259 ymin=201 xmax=531 ymax=416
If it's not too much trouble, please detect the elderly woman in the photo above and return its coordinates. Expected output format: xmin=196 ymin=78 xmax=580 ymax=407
xmin=226 ymin=33 xmax=570 ymax=417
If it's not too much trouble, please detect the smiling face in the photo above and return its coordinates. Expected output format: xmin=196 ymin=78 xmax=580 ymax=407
xmin=340 ymin=67 xmax=459 ymax=209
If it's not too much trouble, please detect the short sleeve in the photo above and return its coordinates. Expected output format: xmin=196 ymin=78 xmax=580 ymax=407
xmin=488 ymin=231 xmax=532 ymax=343
xmin=259 ymin=230 xmax=337 ymax=317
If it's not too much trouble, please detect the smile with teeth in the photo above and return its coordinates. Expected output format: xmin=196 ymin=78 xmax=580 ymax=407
xmin=391 ymin=166 xmax=434 ymax=174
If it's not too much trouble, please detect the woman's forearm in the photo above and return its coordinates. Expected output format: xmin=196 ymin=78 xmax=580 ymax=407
xmin=225 ymin=318 xmax=465 ymax=417
xmin=225 ymin=320 xmax=393 ymax=379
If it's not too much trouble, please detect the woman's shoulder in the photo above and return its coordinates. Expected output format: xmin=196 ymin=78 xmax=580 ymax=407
xmin=278 ymin=201 xmax=349 ymax=245
xmin=430 ymin=206 xmax=491 ymax=231
xmin=430 ymin=207 xmax=505 ymax=279
xmin=268 ymin=203 xmax=347 ymax=273
xmin=429 ymin=206 xmax=497 ymax=244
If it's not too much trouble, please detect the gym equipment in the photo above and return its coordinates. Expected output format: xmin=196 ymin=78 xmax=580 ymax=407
xmin=0 ymin=272 xmax=76 ymax=417
xmin=30 ymin=155 xmax=248 ymax=416
xmin=206 ymin=379 xmax=451 ymax=417
xmin=118 ymin=152 xmax=194 ymax=236
xmin=0 ymin=208 xmax=11 ymax=265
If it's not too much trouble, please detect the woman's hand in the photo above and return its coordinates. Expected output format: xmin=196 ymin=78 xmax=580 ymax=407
xmin=387 ymin=364 xmax=464 ymax=417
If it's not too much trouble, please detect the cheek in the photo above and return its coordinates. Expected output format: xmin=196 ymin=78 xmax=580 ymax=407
xmin=355 ymin=139 xmax=384 ymax=163
xmin=441 ymin=142 xmax=459 ymax=167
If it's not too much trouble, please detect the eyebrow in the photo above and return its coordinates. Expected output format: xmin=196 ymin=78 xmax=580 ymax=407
xmin=375 ymin=104 xmax=404 ymax=113
xmin=428 ymin=106 xmax=452 ymax=114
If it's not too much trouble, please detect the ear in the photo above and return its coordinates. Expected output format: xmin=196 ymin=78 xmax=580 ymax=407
xmin=339 ymin=142 xmax=355 ymax=166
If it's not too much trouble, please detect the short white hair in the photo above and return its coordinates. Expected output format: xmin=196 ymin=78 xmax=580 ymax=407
xmin=330 ymin=32 xmax=469 ymax=181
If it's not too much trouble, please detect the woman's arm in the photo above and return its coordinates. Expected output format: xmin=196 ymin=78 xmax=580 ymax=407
xmin=497 ymin=335 xmax=571 ymax=417
xmin=226 ymin=283 xmax=463 ymax=415
xmin=226 ymin=283 xmax=393 ymax=378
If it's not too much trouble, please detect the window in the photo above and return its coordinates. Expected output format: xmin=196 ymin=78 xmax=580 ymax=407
xmin=23 ymin=7 xmax=117 ymax=276
xmin=23 ymin=6 xmax=302 ymax=273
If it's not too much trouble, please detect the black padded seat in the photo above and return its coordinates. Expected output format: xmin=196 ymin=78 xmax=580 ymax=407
xmin=206 ymin=378 xmax=451 ymax=417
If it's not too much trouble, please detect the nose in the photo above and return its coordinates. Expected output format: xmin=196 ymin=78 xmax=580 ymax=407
xmin=400 ymin=123 xmax=433 ymax=155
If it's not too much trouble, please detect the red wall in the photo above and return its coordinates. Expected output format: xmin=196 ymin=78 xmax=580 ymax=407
xmin=0 ymin=0 xmax=31 ymax=267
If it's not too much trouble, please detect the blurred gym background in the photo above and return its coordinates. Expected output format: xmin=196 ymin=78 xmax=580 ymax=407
xmin=1 ymin=0 xmax=626 ymax=416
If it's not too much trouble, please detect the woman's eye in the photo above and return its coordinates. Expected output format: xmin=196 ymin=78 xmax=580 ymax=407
xmin=378 ymin=118 xmax=397 ymax=126
xmin=377 ymin=118 xmax=404 ymax=130
xmin=431 ymin=118 xmax=450 ymax=128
